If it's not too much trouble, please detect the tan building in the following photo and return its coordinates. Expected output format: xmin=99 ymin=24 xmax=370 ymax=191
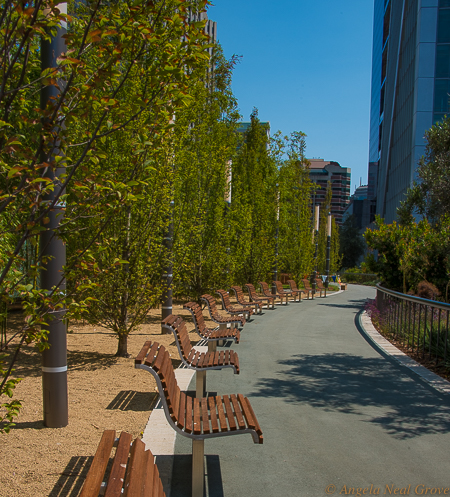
xmin=308 ymin=159 xmax=351 ymax=225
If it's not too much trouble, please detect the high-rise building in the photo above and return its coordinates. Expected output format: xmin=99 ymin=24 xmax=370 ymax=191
xmin=308 ymin=159 xmax=351 ymax=225
xmin=368 ymin=0 xmax=450 ymax=223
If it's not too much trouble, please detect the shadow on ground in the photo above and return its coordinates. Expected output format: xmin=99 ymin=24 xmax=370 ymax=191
xmin=317 ymin=298 xmax=368 ymax=311
xmin=106 ymin=390 xmax=158 ymax=411
xmin=252 ymin=352 xmax=450 ymax=439
xmin=49 ymin=456 xmax=93 ymax=497
xmin=170 ymin=454 xmax=224 ymax=497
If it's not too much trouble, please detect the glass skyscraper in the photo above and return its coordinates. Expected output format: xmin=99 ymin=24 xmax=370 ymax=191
xmin=368 ymin=0 xmax=450 ymax=223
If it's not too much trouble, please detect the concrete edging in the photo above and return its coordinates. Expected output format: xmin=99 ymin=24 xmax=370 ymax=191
xmin=358 ymin=310 xmax=450 ymax=395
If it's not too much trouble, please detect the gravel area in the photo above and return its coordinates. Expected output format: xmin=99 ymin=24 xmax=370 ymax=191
xmin=0 ymin=303 xmax=204 ymax=497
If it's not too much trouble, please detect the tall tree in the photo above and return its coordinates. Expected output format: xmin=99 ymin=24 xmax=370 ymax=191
xmin=339 ymin=215 xmax=365 ymax=269
xmin=277 ymin=132 xmax=315 ymax=281
xmin=0 ymin=0 xmax=210 ymax=427
xmin=228 ymin=110 xmax=278 ymax=285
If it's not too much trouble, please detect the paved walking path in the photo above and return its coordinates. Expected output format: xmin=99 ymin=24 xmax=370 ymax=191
xmin=150 ymin=285 xmax=450 ymax=497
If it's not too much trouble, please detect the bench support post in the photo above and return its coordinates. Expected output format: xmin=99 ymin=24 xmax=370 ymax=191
xmin=196 ymin=371 xmax=206 ymax=398
xmin=192 ymin=439 xmax=204 ymax=497
xmin=208 ymin=341 xmax=217 ymax=353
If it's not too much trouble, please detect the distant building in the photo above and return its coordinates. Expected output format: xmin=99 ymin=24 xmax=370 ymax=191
xmin=236 ymin=121 xmax=271 ymax=150
xmin=368 ymin=0 xmax=450 ymax=223
xmin=308 ymin=159 xmax=351 ymax=225
xmin=342 ymin=185 xmax=373 ymax=230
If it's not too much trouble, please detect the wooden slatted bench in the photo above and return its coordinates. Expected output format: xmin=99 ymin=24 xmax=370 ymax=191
xmin=315 ymin=278 xmax=328 ymax=297
xmin=230 ymin=286 xmax=262 ymax=314
xmin=258 ymin=281 xmax=286 ymax=306
xmin=79 ymin=430 xmax=165 ymax=497
xmin=216 ymin=289 xmax=254 ymax=321
xmin=200 ymin=293 xmax=246 ymax=328
xmin=160 ymin=314 xmax=239 ymax=397
xmin=135 ymin=341 xmax=263 ymax=497
xmin=244 ymin=283 xmax=275 ymax=310
xmin=274 ymin=280 xmax=300 ymax=303
xmin=183 ymin=301 xmax=240 ymax=353
xmin=302 ymin=278 xmax=323 ymax=298
xmin=287 ymin=279 xmax=308 ymax=300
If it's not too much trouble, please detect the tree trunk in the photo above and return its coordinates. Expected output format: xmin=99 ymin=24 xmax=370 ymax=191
xmin=116 ymin=333 xmax=129 ymax=357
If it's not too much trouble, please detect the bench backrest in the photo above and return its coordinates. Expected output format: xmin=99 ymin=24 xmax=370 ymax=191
xmin=302 ymin=278 xmax=312 ymax=290
xmin=216 ymin=289 xmax=233 ymax=309
xmin=274 ymin=281 xmax=286 ymax=294
xmin=80 ymin=430 xmax=166 ymax=497
xmin=258 ymin=281 xmax=271 ymax=297
xmin=162 ymin=314 xmax=193 ymax=363
xmin=287 ymin=279 xmax=299 ymax=292
xmin=183 ymin=302 xmax=208 ymax=334
xmin=316 ymin=278 xmax=325 ymax=289
xmin=135 ymin=341 xmax=182 ymax=427
xmin=230 ymin=285 xmax=245 ymax=301
xmin=200 ymin=294 xmax=220 ymax=319
xmin=245 ymin=283 xmax=258 ymax=298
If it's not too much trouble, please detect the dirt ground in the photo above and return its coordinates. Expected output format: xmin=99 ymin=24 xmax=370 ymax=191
xmin=0 ymin=302 xmax=205 ymax=497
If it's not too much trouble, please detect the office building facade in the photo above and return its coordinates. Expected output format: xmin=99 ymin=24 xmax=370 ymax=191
xmin=368 ymin=0 xmax=450 ymax=223
xmin=308 ymin=159 xmax=351 ymax=225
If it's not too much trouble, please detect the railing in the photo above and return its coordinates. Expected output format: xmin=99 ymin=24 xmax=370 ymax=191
xmin=376 ymin=284 xmax=450 ymax=368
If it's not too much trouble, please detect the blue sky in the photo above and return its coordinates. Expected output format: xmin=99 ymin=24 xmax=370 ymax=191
xmin=207 ymin=1 xmax=375 ymax=194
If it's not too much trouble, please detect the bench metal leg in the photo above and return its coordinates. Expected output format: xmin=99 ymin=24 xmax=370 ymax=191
xmin=196 ymin=371 xmax=206 ymax=398
xmin=218 ymin=324 xmax=226 ymax=346
xmin=208 ymin=341 xmax=217 ymax=353
xmin=192 ymin=439 xmax=204 ymax=497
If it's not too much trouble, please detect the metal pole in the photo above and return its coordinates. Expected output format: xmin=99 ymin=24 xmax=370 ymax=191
xmin=40 ymin=2 xmax=68 ymax=428
xmin=272 ymin=189 xmax=279 ymax=295
xmin=325 ymin=212 xmax=331 ymax=296
xmin=161 ymin=199 xmax=174 ymax=330
xmin=313 ymin=230 xmax=318 ymax=298
xmin=311 ymin=204 xmax=319 ymax=298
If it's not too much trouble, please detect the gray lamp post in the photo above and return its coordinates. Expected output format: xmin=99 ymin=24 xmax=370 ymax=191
xmin=40 ymin=1 xmax=68 ymax=428
xmin=325 ymin=212 xmax=331 ymax=297
xmin=311 ymin=205 xmax=319 ymax=299
xmin=272 ymin=189 xmax=280 ymax=295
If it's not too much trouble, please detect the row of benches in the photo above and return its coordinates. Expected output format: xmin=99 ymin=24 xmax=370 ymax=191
xmin=80 ymin=279 xmax=332 ymax=496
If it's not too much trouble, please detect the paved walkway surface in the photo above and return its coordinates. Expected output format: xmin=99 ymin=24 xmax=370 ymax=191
xmin=152 ymin=285 xmax=450 ymax=497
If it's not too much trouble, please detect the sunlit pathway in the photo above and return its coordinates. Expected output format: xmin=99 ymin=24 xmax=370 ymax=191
xmin=170 ymin=285 xmax=450 ymax=497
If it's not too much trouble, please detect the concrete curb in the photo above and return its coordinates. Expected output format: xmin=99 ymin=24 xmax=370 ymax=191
xmin=358 ymin=310 xmax=450 ymax=395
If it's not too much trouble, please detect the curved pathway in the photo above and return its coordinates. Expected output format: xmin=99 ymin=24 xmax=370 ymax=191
xmin=167 ymin=285 xmax=450 ymax=497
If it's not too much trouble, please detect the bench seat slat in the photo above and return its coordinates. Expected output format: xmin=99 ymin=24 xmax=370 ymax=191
xmin=185 ymin=395 xmax=193 ymax=434
xmin=201 ymin=397 xmax=210 ymax=434
xmin=79 ymin=430 xmax=116 ymax=497
xmin=208 ymin=396 xmax=219 ymax=433
xmin=230 ymin=394 xmax=246 ymax=430
xmin=218 ymin=350 xmax=225 ymax=366
xmin=135 ymin=341 xmax=152 ymax=365
xmin=144 ymin=342 xmax=160 ymax=368
xmin=216 ymin=395 xmax=228 ymax=432
xmin=177 ymin=392 xmax=186 ymax=430
xmin=222 ymin=395 xmax=237 ymax=431
xmin=123 ymin=438 xmax=146 ymax=497
xmin=103 ymin=431 xmax=132 ymax=497
xmin=193 ymin=398 xmax=202 ymax=435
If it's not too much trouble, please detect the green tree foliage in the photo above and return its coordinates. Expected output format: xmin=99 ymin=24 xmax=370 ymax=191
xmin=364 ymin=216 xmax=445 ymax=294
xmin=228 ymin=110 xmax=278 ymax=285
xmin=399 ymin=116 xmax=450 ymax=222
xmin=339 ymin=214 xmax=365 ymax=269
xmin=0 ymin=0 xmax=210 ymax=427
xmin=277 ymin=132 xmax=315 ymax=280
xmin=172 ymin=49 xmax=240 ymax=300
